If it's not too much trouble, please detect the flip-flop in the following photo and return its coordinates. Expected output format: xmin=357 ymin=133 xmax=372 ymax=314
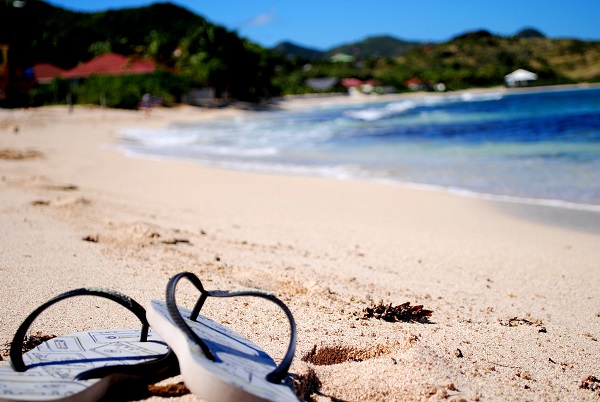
xmin=146 ymin=272 xmax=299 ymax=402
xmin=0 ymin=288 xmax=177 ymax=402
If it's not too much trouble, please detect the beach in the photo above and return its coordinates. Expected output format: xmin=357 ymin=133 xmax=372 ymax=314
xmin=1 ymin=99 xmax=599 ymax=401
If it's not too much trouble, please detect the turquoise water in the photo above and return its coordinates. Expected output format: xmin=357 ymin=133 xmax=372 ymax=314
xmin=119 ymin=87 xmax=600 ymax=210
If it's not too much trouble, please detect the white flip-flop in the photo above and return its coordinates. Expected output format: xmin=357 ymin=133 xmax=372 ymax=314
xmin=146 ymin=272 xmax=298 ymax=402
xmin=0 ymin=288 xmax=176 ymax=402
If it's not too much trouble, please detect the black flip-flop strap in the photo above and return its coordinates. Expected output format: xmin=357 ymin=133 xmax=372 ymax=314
xmin=166 ymin=272 xmax=297 ymax=384
xmin=10 ymin=287 xmax=150 ymax=373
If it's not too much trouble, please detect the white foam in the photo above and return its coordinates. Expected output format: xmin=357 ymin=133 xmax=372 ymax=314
xmin=383 ymin=180 xmax=600 ymax=212
xmin=460 ymin=92 xmax=504 ymax=102
xmin=343 ymin=92 xmax=505 ymax=121
xmin=344 ymin=100 xmax=418 ymax=121
xmin=118 ymin=128 xmax=200 ymax=147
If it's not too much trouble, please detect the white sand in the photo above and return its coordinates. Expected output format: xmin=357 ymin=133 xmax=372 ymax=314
xmin=1 ymin=100 xmax=599 ymax=401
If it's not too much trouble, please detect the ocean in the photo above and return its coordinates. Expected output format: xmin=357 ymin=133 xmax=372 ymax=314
xmin=118 ymin=86 xmax=600 ymax=212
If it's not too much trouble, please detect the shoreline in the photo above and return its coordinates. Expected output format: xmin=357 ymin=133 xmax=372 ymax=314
xmin=1 ymin=104 xmax=599 ymax=401
xmin=116 ymin=84 xmax=600 ymax=235
xmin=115 ymin=141 xmax=600 ymax=234
xmin=110 ymin=139 xmax=600 ymax=235
xmin=273 ymin=82 xmax=600 ymax=109
xmin=494 ymin=200 xmax=600 ymax=235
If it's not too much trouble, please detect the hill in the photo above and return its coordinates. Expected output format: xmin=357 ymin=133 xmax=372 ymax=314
xmin=325 ymin=35 xmax=424 ymax=59
xmin=0 ymin=0 xmax=209 ymax=68
xmin=392 ymin=30 xmax=600 ymax=87
xmin=514 ymin=27 xmax=546 ymax=39
xmin=272 ymin=41 xmax=325 ymax=61
xmin=0 ymin=0 xmax=283 ymax=105
xmin=273 ymin=35 xmax=425 ymax=61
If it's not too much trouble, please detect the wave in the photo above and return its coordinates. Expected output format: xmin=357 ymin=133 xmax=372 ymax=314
xmin=115 ymin=88 xmax=599 ymax=210
xmin=344 ymin=100 xmax=419 ymax=121
xmin=459 ymin=91 xmax=504 ymax=102
xmin=344 ymin=91 xmax=505 ymax=121
xmin=118 ymin=128 xmax=199 ymax=148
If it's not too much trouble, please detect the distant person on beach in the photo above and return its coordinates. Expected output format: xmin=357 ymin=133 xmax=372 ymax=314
xmin=141 ymin=93 xmax=151 ymax=117
xmin=140 ymin=93 xmax=162 ymax=116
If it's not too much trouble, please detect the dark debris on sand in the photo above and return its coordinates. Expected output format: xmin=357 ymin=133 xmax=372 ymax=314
xmin=357 ymin=302 xmax=432 ymax=323
xmin=1 ymin=331 xmax=57 ymax=359
xmin=147 ymin=382 xmax=191 ymax=397
xmin=580 ymin=376 xmax=600 ymax=395
xmin=0 ymin=148 xmax=43 ymax=160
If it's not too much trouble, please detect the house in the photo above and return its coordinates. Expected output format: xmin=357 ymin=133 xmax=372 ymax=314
xmin=341 ymin=78 xmax=364 ymax=88
xmin=305 ymin=77 xmax=339 ymax=91
xmin=504 ymin=69 xmax=537 ymax=87
xmin=30 ymin=53 xmax=157 ymax=85
xmin=405 ymin=77 xmax=428 ymax=91
xmin=32 ymin=63 xmax=67 ymax=84
xmin=341 ymin=78 xmax=382 ymax=95
xmin=61 ymin=53 xmax=156 ymax=80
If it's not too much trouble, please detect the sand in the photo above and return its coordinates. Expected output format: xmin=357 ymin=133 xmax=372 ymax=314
xmin=0 ymin=98 xmax=599 ymax=401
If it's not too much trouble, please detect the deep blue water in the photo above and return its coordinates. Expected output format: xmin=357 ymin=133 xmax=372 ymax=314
xmin=118 ymin=87 xmax=600 ymax=210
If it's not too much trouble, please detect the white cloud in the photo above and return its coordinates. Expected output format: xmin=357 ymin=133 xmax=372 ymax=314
xmin=241 ymin=7 xmax=277 ymax=28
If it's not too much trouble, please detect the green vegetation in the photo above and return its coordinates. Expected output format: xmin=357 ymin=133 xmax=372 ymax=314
xmin=0 ymin=0 xmax=283 ymax=106
xmin=270 ymin=31 xmax=600 ymax=94
xmin=1 ymin=1 xmax=599 ymax=108
xmin=325 ymin=35 xmax=424 ymax=59
xmin=29 ymin=71 xmax=192 ymax=108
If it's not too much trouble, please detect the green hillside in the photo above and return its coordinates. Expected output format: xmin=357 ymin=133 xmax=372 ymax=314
xmin=272 ymin=41 xmax=325 ymax=61
xmin=1 ymin=1 xmax=599 ymax=106
xmin=0 ymin=0 xmax=209 ymax=68
xmin=273 ymin=36 xmax=425 ymax=61
xmin=388 ymin=31 xmax=600 ymax=88
xmin=0 ymin=0 xmax=282 ymax=105
xmin=325 ymin=35 xmax=424 ymax=59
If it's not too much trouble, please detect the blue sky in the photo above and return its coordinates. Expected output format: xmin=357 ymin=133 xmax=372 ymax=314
xmin=46 ymin=0 xmax=600 ymax=50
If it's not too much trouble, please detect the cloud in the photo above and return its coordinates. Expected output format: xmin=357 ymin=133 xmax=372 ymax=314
xmin=240 ymin=7 xmax=277 ymax=28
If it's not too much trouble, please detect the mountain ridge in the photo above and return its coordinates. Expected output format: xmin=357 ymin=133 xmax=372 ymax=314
xmin=271 ymin=28 xmax=551 ymax=60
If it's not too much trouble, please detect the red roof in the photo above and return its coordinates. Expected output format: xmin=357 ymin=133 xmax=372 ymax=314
xmin=61 ymin=53 xmax=156 ymax=79
xmin=33 ymin=63 xmax=67 ymax=84
xmin=405 ymin=77 xmax=425 ymax=86
xmin=341 ymin=78 xmax=364 ymax=88
xmin=365 ymin=79 xmax=381 ymax=86
xmin=341 ymin=78 xmax=381 ymax=88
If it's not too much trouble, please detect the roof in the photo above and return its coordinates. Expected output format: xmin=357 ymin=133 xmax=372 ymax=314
xmin=405 ymin=77 xmax=426 ymax=86
xmin=305 ymin=77 xmax=339 ymax=90
xmin=61 ymin=53 xmax=156 ymax=79
xmin=341 ymin=78 xmax=364 ymax=87
xmin=505 ymin=69 xmax=538 ymax=82
xmin=33 ymin=63 xmax=67 ymax=84
xmin=341 ymin=78 xmax=382 ymax=88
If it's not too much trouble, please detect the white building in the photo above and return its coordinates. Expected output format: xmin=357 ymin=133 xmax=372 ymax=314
xmin=504 ymin=69 xmax=538 ymax=87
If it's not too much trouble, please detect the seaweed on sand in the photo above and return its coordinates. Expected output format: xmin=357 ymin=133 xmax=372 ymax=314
xmin=358 ymin=301 xmax=432 ymax=323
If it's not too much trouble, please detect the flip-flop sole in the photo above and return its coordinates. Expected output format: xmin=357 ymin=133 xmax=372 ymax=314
xmin=0 ymin=329 xmax=167 ymax=402
xmin=147 ymin=300 xmax=298 ymax=402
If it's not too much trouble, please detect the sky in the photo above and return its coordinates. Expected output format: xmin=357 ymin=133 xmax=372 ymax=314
xmin=45 ymin=0 xmax=600 ymax=50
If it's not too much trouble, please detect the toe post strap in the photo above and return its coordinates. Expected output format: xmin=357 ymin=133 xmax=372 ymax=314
xmin=166 ymin=272 xmax=297 ymax=384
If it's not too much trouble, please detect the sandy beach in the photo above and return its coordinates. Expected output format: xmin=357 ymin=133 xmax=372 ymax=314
xmin=1 ymin=97 xmax=599 ymax=401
